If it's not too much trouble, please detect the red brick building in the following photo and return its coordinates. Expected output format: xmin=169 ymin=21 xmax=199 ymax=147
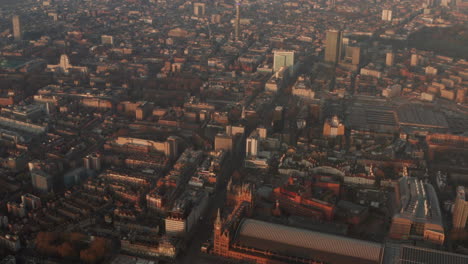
xmin=272 ymin=176 xmax=337 ymax=221
xmin=212 ymin=183 xmax=383 ymax=264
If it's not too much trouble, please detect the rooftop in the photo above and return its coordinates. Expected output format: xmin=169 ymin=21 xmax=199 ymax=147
xmin=396 ymin=177 xmax=442 ymax=227
xmin=397 ymin=104 xmax=449 ymax=129
xmin=234 ymin=218 xmax=383 ymax=264
xmin=382 ymin=243 xmax=468 ymax=264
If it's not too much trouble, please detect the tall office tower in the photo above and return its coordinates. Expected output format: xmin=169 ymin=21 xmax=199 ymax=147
xmin=273 ymin=50 xmax=295 ymax=74
xmin=410 ymin=54 xmax=419 ymax=66
xmin=21 ymin=194 xmax=41 ymax=210
xmin=456 ymin=88 xmax=466 ymax=104
xmin=341 ymin=37 xmax=349 ymax=58
xmin=215 ymin=134 xmax=234 ymax=152
xmin=440 ymin=0 xmax=450 ymax=6
xmin=382 ymin=9 xmax=393 ymax=21
xmin=12 ymin=15 xmax=21 ymax=41
xmin=235 ymin=0 xmax=241 ymax=41
xmin=194 ymin=2 xmax=206 ymax=16
xmin=324 ymin=30 xmax=343 ymax=64
xmin=426 ymin=0 xmax=435 ymax=7
xmin=453 ymin=186 xmax=468 ymax=230
xmin=31 ymin=170 xmax=53 ymax=192
xmin=349 ymin=46 xmax=361 ymax=65
xmin=83 ymin=153 xmax=102 ymax=171
xmin=345 ymin=46 xmax=360 ymax=65
xmin=165 ymin=136 xmax=179 ymax=160
xmin=246 ymin=136 xmax=258 ymax=157
xmin=386 ymin=52 xmax=394 ymax=66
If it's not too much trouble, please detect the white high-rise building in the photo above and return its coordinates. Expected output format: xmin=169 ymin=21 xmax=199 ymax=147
xmin=12 ymin=15 xmax=21 ymax=41
xmin=273 ymin=50 xmax=295 ymax=75
xmin=194 ymin=2 xmax=206 ymax=16
xmin=382 ymin=10 xmax=393 ymax=21
xmin=386 ymin=52 xmax=394 ymax=66
xmin=410 ymin=54 xmax=419 ymax=67
xmin=246 ymin=136 xmax=258 ymax=157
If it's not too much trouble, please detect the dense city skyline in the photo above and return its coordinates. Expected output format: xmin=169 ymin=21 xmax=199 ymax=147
xmin=0 ymin=0 xmax=467 ymax=263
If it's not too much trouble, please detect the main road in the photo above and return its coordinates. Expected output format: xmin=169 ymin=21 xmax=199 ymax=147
xmin=176 ymin=152 xmax=242 ymax=264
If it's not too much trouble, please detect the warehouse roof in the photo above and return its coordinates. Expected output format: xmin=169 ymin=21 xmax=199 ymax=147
xmin=235 ymin=218 xmax=383 ymax=264
xmin=398 ymin=245 xmax=468 ymax=264
xmin=397 ymin=104 xmax=448 ymax=129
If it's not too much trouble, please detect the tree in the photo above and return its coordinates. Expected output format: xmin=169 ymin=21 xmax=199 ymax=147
xmin=80 ymin=249 xmax=98 ymax=264
xmin=58 ymin=242 xmax=77 ymax=258
xmin=80 ymin=237 xmax=111 ymax=263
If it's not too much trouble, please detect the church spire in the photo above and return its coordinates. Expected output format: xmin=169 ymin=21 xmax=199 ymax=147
xmin=214 ymin=208 xmax=222 ymax=229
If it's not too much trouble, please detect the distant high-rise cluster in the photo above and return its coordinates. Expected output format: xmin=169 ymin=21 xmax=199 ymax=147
xmin=1 ymin=0 xmax=468 ymax=263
